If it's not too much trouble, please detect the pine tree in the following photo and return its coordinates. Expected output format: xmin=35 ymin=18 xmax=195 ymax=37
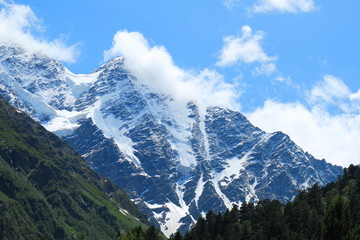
xmin=144 ymin=226 xmax=158 ymax=240
xmin=324 ymin=195 xmax=350 ymax=240
xmin=240 ymin=220 xmax=252 ymax=240
xmin=170 ymin=231 xmax=183 ymax=240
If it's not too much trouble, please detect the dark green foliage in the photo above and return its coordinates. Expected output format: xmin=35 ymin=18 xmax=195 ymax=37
xmin=324 ymin=195 xmax=350 ymax=240
xmin=0 ymin=97 xmax=147 ymax=239
xmin=115 ymin=225 xmax=164 ymax=240
xmin=170 ymin=231 xmax=183 ymax=240
xmin=181 ymin=164 xmax=360 ymax=240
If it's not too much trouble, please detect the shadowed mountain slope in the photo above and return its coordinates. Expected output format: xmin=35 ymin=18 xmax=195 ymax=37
xmin=0 ymin=96 xmax=147 ymax=240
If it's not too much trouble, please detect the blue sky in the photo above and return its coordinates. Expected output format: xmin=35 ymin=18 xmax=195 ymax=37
xmin=1 ymin=0 xmax=360 ymax=167
xmin=12 ymin=0 xmax=360 ymax=110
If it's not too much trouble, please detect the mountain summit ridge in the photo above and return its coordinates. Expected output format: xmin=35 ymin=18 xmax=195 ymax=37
xmin=0 ymin=45 xmax=342 ymax=236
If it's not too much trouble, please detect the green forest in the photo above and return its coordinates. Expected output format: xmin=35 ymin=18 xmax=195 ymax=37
xmin=166 ymin=164 xmax=360 ymax=240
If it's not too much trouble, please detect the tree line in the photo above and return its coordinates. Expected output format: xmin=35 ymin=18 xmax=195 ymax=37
xmin=169 ymin=164 xmax=360 ymax=240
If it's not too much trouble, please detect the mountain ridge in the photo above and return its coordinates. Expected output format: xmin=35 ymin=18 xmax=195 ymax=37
xmin=0 ymin=45 xmax=342 ymax=236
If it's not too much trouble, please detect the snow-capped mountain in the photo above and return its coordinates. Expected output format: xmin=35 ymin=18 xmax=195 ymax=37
xmin=0 ymin=45 xmax=342 ymax=236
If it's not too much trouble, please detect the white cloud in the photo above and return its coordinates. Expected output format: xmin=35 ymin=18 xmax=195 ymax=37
xmin=104 ymin=30 xmax=240 ymax=110
xmin=247 ymin=75 xmax=360 ymax=167
xmin=0 ymin=1 xmax=79 ymax=62
xmin=216 ymin=26 xmax=277 ymax=76
xmin=253 ymin=62 xmax=277 ymax=76
xmin=275 ymin=74 xmax=292 ymax=85
xmin=250 ymin=0 xmax=316 ymax=14
xmin=223 ymin=0 xmax=239 ymax=9
xmin=350 ymin=89 xmax=360 ymax=101
xmin=308 ymin=75 xmax=360 ymax=113
xmin=308 ymin=75 xmax=349 ymax=102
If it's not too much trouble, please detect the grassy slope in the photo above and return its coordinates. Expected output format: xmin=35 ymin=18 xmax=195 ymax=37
xmin=0 ymin=97 xmax=147 ymax=240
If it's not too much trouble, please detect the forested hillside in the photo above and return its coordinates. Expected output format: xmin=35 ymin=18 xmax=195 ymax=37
xmin=171 ymin=165 xmax=360 ymax=240
xmin=0 ymin=97 xmax=147 ymax=240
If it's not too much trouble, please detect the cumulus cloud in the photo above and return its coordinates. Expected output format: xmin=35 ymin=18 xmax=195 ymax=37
xmin=104 ymin=30 xmax=240 ymax=110
xmin=0 ymin=1 xmax=79 ymax=62
xmin=247 ymin=75 xmax=360 ymax=167
xmin=307 ymin=75 xmax=359 ymax=113
xmin=216 ymin=26 xmax=277 ymax=76
xmin=250 ymin=0 xmax=316 ymax=14
xmin=350 ymin=90 xmax=360 ymax=101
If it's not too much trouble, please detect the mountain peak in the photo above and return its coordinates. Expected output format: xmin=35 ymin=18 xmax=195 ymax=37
xmin=93 ymin=56 xmax=125 ymax=73
xmin=0 ymin=47 xmax=342 ymax=236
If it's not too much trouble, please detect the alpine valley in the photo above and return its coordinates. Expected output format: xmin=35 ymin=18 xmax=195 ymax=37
xmin=0 ymin=45 xmax=342 ymax=236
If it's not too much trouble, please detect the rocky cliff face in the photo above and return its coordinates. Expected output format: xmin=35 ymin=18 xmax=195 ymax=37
xmin=0 ymin=45 xmax=342 ymax=236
